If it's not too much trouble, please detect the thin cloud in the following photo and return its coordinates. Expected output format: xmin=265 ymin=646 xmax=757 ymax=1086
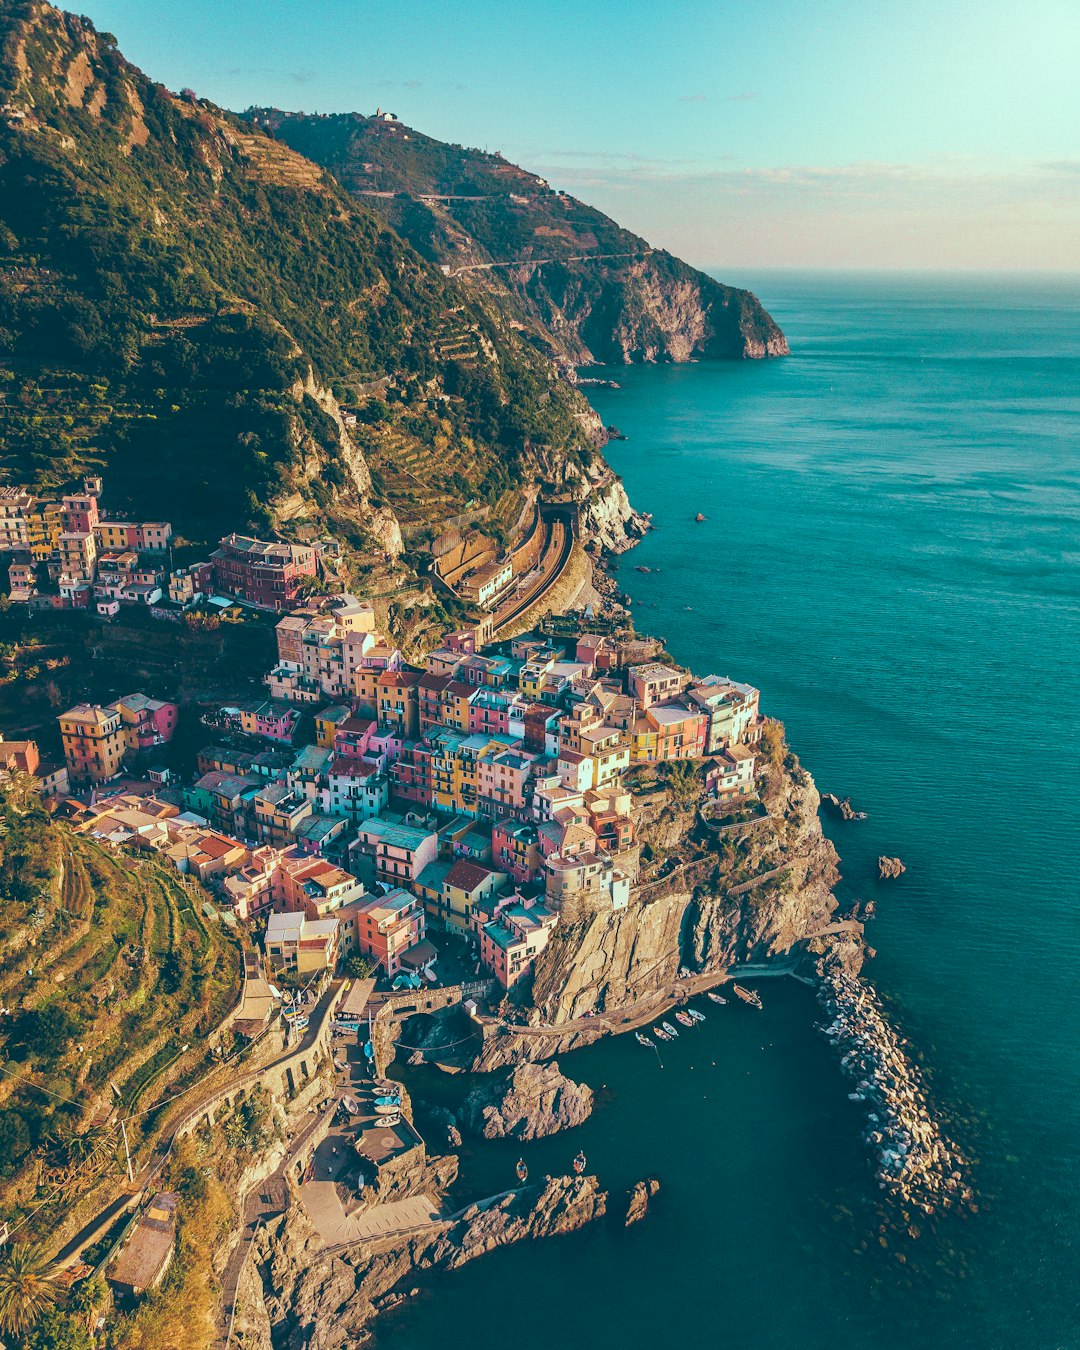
xmin=225 ymin=66 xmax=316 ymax=86
xmin=678 ymin=94 xmax=707 ymax=104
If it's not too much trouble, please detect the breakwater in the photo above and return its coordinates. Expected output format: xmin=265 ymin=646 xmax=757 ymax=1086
xmin=816 ymin=963 xmax=973 ymax=1216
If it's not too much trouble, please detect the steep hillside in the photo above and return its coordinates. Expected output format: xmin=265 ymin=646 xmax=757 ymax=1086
xmin=0 ymin=4 xmax=600 ymax=545
xmin=0 ymin=779 xmax=242 ymax=1239
xmin=251 ymin=109 xmax=789 ymax=366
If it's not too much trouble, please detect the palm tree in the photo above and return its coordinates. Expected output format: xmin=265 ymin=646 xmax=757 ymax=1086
xmin=0 ymin=1242 xmax=60 ymax=1336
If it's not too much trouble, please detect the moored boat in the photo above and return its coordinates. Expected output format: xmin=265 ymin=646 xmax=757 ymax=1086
xmin=652 ymin=1025 xmax=671 ymax=1041
xmin=675 ymin=1010 xmax=695 ymax=1028
xmin=707 ymin=991 xmax=728 ymax=1005
xmin=661 ymin=1021 xmax=679 ymax=1037
xmin=688 ymin=1008 xmax=706 ymax=1022
xmin=516 ymin=1158 xmax=528 ymax=1183
xmin=635 ymin=1031 xmax=655 ymax=1047
xmin=573 ymin=1150 xmax=587 ymax=1175
xmin=374 ymin=1102 xmax=400 ymax=1115
xmin=733 ymin=984 xmax=763 ymax=1009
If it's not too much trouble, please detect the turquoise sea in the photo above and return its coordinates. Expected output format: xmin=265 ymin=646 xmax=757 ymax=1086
xmin=379 ymin=273 xmax=1080 ymax=1349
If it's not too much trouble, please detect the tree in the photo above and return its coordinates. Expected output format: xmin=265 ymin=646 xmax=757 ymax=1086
xmin=13 ymin=1004 xmax=83 ymax=1061
xmin=0 ymin=1244 xmax=59 ymax=1337
xmin=342 ymin=953 xmax=375 ymax=980
xmin=20 ymin=1303 xmax=93 ymax=1350
xmin=0 ymin=1110 xmax=31 ymax=1174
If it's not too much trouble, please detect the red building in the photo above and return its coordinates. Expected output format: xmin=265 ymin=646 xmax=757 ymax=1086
xmin=210 ymin=535 xmax=317 ymax=611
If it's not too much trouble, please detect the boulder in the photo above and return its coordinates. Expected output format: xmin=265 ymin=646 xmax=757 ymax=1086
xmin=460 ymin=1061 xmax=594 ymax=1140
xmin=878 ymin=856 xmax=906 ymax=880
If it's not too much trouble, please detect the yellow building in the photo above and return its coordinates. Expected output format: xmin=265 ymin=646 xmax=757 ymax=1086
xmin=59 ymin=703 xmax=126 ymax=783
xmin=314 ymin=705 xmax=351 ymax=749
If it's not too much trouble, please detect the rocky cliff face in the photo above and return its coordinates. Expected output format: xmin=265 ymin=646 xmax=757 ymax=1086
xmin=238 ymin=1175 xmax=610 ymax=1349
xmin=533 ymin=252 xmax=790 ymax=364
xmin=527 ymin=747 xmax=848 ymax=1028
xmin=579 ymin=477 xmax=652 ymax=554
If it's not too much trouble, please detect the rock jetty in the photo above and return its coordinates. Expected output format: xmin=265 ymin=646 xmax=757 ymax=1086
xmin=878 ymin=856 xmax=906 ymax=880
xmin=816 ymin=964 xmax=972 ymax=1216
xmin=460 ymin=1061 xmax=594 ymax=1140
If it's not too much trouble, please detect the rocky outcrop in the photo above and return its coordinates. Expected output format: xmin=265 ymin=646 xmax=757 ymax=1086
xmin=878 ymin=856 xmax=906 ymax=880
xmin=523 ymin=755 xmax=845 ymax=1028
xmin=243 ymin=1175 xmax=609 ymax=1348
xmin=624 ymin=1178 xmax=660 ymax=1226
xmin=460 ymin=1062 xmax=594 ymax=1140
xmin=821 ymin=793 xmax=865 ymax=822
xmin=579 ymin=478 xmax=652 ymax=554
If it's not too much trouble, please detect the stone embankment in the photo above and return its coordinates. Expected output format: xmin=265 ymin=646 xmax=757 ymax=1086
xmin=815 ymin=962 xmax=972 ymax=1216
xmin=238 ymin=1174 xmax=617 ymax=1348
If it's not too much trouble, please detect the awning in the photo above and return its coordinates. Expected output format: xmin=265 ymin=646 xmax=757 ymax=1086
xmin=400 ymin=940 xmax=438 ymax=970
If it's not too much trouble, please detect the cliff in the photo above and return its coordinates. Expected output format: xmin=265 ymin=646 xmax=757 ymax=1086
xmin=248 ymin=110 xmax=790 ymax=367
xmin=469 ymin=732 xmax=857 ymax=1076
xmin=536 ymin=747 xmax=841 ymax=1020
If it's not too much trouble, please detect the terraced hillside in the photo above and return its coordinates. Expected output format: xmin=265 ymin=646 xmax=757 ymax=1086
xmin=0 ymin=784 xmax=243 ymax=1245
xmin=253 ymin=108 xmax=789 ymax=365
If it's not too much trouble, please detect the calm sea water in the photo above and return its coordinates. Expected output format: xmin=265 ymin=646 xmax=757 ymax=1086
xmin=378 ymin=273 xmax=1080 ymax=1350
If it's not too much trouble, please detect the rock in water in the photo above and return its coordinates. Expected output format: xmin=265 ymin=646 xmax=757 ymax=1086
xmin=878 ymin=856 xmax=907 ymax=880
xmin=694 ymin=512 xmax=707 ymax=522
xmin=822 ymin=792 xmax=863 ymax=821
xmin=624 ymin=1178 xmax=661 ymax=1226
xmin=461 ymin=1061 xmax=594 ymax=1140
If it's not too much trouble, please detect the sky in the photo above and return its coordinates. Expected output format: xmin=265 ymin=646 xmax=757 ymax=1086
xmin=78 ymin=0 xmax=1080 ymax=272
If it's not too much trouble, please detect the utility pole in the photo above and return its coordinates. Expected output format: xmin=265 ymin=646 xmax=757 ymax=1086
xmin=119 ymin=1118 xmax=134 ymax=1184
xmin=110 ymin=1078 xmax=135 ymax=1184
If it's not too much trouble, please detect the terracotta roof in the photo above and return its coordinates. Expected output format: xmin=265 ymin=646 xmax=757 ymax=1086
xmin=196 ymin=833 xmax=239 ymax=860
xmin=444 ymin=859 xmax=495 ymax=893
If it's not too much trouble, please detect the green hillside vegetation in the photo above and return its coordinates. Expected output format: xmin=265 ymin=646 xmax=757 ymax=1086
xmin=0 ymin=783 xmax=242 ymax=1246
xmin=0 ymin=4 xmax=599 ymax=548
xmin=254 ymin=108 xmax=789 ymax=365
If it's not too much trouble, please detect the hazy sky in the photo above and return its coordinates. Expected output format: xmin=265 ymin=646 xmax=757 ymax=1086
xmin=81 ymin=0 xmax=1080 ymax=272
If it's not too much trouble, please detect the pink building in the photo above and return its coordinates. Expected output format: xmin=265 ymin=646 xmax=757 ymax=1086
xmin=491 ymin=820 xmax=543 ymax=885
xmin=111 ymin=693 xmax=179 ymax=752
xmin=333 ymin=716 xmax=376 ymax=758
xmin=477 ymin=749 xmax=534 ymax=820
xmin=480 ymin=900 xmax=557 ymax=989
xmin=468 ymin=689 xmax=511 ymax=737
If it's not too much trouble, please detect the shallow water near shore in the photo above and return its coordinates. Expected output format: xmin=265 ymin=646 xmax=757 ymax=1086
xmin=375 ymin=272 xmax=1080 ymax=1349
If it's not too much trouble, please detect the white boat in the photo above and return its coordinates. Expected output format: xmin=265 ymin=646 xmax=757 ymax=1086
xmin=635 ymin=1032 xmax=654 ymax=1048
xmin=707 ymin=991 xmax=728 ymax=1005
xmin=652 ymin=1026 xmax=671 ymax=1042
xmin=661 ymin=1021 xmax=679 ymax=1038
xmin=374 ymin=1102 xmax=400 ymax=1115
